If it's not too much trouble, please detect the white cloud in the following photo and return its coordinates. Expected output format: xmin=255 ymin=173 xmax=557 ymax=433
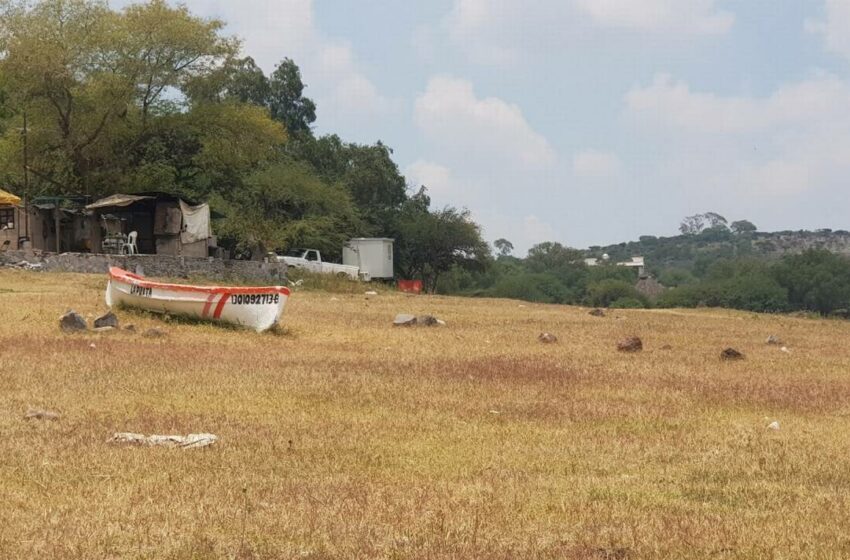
xmin=573 ymin=150 xmax=622 ymax=179
xmin=437 ymin=0 xmax=733 ymax=66
xmin=574 ymin=0 xmax=734 ymax=34
xmin=471 ymin=210 xmax=558 ymax=254
xmin=414 ymin=76 xmax=556 ymax=167
xmin=806 ymin=0 xmax=850 ymax=60
xmin=405 ymin=160 xmax=459 ymax=202
xmin=625 ymin=72 xmax=850 ymax=199
xmin=626 ymin=73 xmax=850 ymax=134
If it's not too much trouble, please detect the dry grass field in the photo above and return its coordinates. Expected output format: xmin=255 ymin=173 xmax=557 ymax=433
xmin=3 ymin=269 xmax=850 ymax=559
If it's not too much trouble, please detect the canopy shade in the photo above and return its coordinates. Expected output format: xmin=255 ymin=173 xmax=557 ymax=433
xmin=85 ymin=194 xmax=154 ymax=210
xmin=0 ymin=188 xmax=21 ymax=206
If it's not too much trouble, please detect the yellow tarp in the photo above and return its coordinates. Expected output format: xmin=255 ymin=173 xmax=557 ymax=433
xmin=0 ymin=189 xmax=21 ymax=206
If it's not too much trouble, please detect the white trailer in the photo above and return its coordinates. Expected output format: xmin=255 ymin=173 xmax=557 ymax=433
xmin=343 ymin=238 xmax=394 ymax=281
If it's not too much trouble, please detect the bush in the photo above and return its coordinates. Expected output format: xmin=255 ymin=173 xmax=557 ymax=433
xmin=586 ymin=279 xmax=647 ymax=308
xmin=773 ymin=250 xmax=850 ymax=315
xmin=489 ymin=273 xmax=573 ymax=304
xmin=610 ymin=297 xmax=645 ymax=309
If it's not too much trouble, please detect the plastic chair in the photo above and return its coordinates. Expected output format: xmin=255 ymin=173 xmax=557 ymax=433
xmin=122 ymin=231 xmax=138 ymax=255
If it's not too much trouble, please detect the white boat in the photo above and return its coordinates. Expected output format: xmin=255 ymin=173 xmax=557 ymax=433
xmin=105 ymin=267 xmax=290 ymax=332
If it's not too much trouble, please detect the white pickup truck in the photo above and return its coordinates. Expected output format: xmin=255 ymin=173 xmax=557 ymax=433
xmin=277 ymin=249 xmax=361 ymax=280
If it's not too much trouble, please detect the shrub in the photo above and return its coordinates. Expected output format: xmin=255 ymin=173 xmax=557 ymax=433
xmin=586 ymin=279 xmax=647 ymax=308
xmin=610 ymin=297 xmax=645 ymax=309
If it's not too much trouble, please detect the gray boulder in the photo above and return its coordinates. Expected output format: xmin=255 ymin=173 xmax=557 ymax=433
xmin=393 ymin=314 xmax=417 ymax=326
xmin=59 ymin=310 xmax=87 ymax=333
xmin=393 ymin=314 xmax=444 ymax=327
xmin=94 ymin=311 xmax=119 ymax=329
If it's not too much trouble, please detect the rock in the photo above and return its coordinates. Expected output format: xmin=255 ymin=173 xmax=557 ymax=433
xmin=393 ymin=314 xmax=417 ymax=326
xmin=59 ymin=310 xmax=87 ymax=333
xmin=416 ymin=315 xmax=440 ymax=326
xmin=617 ymin=336 xmax=643 ymax=352
xmin=538 ymin=332 xmax=558 ymax=344
xmin=781 ymin=346 xmax=791 ymax=354
xmin=766 ymin=335 xmax=783 ymax=346
xmin=124 ymin=324 xmax=137 ymax=333
xmin=589 ymin=308 xmax=606 ymax=317
xmin=393 ymin=314 xmax=444 ymax=327
xmin=142 ymin=327 xmax=166 ymax=338
xmin=660 ymin=344 xmax=673 ymax=350
xmin=24 ymin=408 xmax=60 ymax=421
xmin=89 ymin=343 xmax=97 ymax=349
xmin=767 ymin=421 xmax=780 ymax=431
xmin=94 ymin=311 xmax=119 ymax=329
xmin=721 ymin=347 xmax=744 ymax=360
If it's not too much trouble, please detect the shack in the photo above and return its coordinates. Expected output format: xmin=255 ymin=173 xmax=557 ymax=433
xmin=0 ymin=188 xmax=22 ymax=250
xmin=85 ymin=192 xmax=215 ymax=257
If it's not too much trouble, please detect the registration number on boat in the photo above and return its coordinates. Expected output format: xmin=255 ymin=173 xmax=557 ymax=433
xmin=230 ymin=294 xmax=280 ymax=305
xmin=130 ymin=285 xmax=153 ymax=297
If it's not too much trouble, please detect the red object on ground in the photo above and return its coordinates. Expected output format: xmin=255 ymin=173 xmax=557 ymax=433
xmin=398 ymin=279 xmax=423 ymax=294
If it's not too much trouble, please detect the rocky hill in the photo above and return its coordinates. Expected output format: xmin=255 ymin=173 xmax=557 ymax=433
xmin=588 ymin=229 xmax=850 ymax=274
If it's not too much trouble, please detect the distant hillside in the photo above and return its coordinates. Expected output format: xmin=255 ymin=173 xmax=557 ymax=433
xmin=587 ymin=229 xmax=850 ymax=274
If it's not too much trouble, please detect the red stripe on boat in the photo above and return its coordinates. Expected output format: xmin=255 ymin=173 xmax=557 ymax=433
xmin=212 ymin=292 xmax=230 ymax=319
xmin=201 ymin=293 xmax=217 ymax=318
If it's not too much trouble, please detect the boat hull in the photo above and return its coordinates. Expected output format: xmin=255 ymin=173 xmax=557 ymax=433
xmin=105 ymin=267 xmax=289 ymax=332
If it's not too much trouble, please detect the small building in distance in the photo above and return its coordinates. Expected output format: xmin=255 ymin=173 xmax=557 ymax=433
xmin=343 ymin=238 xmax=394 ymax=280
xmin=585 ymin=254 xmax=646 ymax=277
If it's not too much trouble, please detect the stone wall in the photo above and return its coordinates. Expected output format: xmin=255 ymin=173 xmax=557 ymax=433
xmin=0 ymin=250 xmax=287 ymax=284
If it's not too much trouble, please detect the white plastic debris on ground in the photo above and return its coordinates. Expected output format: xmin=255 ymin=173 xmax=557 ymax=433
xmin=109 ymin=432 xmax=218 ymax=449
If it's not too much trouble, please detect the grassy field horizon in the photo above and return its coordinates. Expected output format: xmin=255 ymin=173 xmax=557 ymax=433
xmin=2 ymin=269 xmax=850 ymax=559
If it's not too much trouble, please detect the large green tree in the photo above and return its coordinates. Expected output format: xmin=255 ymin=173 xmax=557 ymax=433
xmin=0 ymin=0 xmax=240 ymax=195
xmin=393 ymin=190 xmax=490 ymax=292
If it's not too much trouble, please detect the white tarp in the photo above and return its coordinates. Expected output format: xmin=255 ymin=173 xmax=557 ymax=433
xmin=179 ymin=200 xmax=211 ymax=244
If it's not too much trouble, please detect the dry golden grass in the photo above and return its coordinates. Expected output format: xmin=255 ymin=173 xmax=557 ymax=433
xmin=2 ymin=269 xmax=850 ymax=559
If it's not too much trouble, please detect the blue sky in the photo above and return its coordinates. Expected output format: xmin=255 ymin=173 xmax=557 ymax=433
xmin=113 ymin=0 xmax=850 ymax=253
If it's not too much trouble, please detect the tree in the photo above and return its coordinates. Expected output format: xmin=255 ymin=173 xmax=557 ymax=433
xmin=679 ymin=214 xmax=707 ymax=235
xmin=393 ymin=192 xmax=490 ymax=292
xmin=731 ymin=220 xmax=757 ymax=234
xmin=703 ymin=212 xmax=728 ymax=229
xmin=494 ymin=238 xmax=514 ymax=257
xmin=184 ymin=56 xmax=271 ymax=107
xmin=268 ymin=58 xmax=317 ymax=136
xmin=290 ymin=135 xmax=407 ymax=233
xmin=0 ymin=0 xmax=238 ymax=196
xmin=214 ymin=160 xmax=360 ymax=259
xmin=773 ymin=250 xmax=850 ymax=315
